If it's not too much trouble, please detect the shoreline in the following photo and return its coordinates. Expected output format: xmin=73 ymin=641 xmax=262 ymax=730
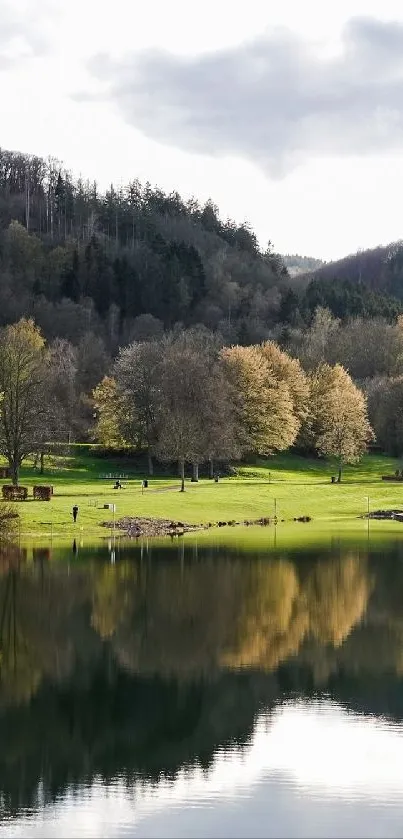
xmin=361 ymin=509 xmax=403 ymax=522
xmin=101 ymin=514 xmax=312 ymax=538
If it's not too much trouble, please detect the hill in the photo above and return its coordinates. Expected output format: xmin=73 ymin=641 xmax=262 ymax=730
xmin=282 ymin=253 xmax=324 ymax=276
xmin=298 ymin=241 xmax=403 ymax=298
xmin=1 ymin=144 xmax=402 ymax=349
xmin=278 ymin=241 xmax=403 ymax=325
xmin=0 ymin=145 xmax=289 ymax=351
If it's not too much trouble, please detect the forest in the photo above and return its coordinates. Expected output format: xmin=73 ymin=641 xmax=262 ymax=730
xmin=1 ymin=145 xmax=403 ymax=468
xmin=0 ymin=318 xmax=373 ymax=485
xmin=297 ymin=240 xmax=403 ymax=299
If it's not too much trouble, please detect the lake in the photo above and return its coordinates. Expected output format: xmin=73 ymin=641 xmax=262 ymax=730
xmin=1 ymin=529 xmax=403 ymax=837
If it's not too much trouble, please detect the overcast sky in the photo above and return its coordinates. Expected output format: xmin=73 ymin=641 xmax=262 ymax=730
xmin=1 ymin=0 xmax=403 ymax=260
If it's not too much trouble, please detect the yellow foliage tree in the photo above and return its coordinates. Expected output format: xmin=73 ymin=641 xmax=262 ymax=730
xmin=259 ymin=340 xmax=310 ymax=432
xmin=220 ymin=345 xmax=299 ymax=455
xmin=92 ymin=376 xmax=128 ymax=448
xmin=0 ymin=318 xmax=48 ymax=484
xmin=309 ymin=363 xmax=374 ymax=481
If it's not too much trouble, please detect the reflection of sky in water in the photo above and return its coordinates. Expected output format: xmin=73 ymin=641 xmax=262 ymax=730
xmin=2 ymin=699 xmax=403 ymax=838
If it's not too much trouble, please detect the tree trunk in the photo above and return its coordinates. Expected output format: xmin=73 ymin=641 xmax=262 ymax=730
xmin=209 ymin=458 xmax=214 ymax=479
xmin=179 ymin=458 xmax=185 ymax=492
xmin=9 ymin=459 xmax=19 ymax=487
xmin=192 ymin=462 xmax=199 ymax=482
xmin=338 ymin=462 xmax=342 ymax=483
xmin=147 ymin=449 xmax=154 ymax=476
xmin=40 ymin=451 xmax=44 ymax=475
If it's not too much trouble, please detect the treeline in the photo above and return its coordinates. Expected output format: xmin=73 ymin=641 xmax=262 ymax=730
xmin=0 ymin=147 xmax=289 ymax=350
xmin=280 ymin=277 xmax=403 ymax=325
xmin=299 ymin=240 xmax=403 ymax=299
xmin=283 ymin=308 xmax=403 ymax=456
xmin=1 ymin=146 xmax=403 ymax=359
xmin=282 ymin=253 xmax=324 ymax=276
xmin=93 ymin=325 xmax=372 ymax=483
xmin=9 ymin=315 xmax=403 ymax=481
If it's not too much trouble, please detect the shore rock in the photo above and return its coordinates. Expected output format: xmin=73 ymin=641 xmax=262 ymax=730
xmin=360 ymin=509 xmax=403 ymax=521
xmin=102 ymin=517 xmax=203 ymax=537
xmin=102 ymin=515 xmax=279 ymax=538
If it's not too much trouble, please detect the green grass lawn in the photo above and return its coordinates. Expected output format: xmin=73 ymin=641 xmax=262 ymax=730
xmin=7 ymin=447 xmax=403 ymax=541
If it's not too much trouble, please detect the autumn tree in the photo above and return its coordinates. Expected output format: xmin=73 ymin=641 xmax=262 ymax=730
xmin=220 ymin=344 xmax=299 ymax=456
xmin=0 ymin=319 xmax=49 ymax=485
xmin=92 ymin=376 xmax=128 ymax=449
xmin=259 ymin=340 xmax=310 ymax=433
xmin=309 ymin=363 xmax=374 ymax=481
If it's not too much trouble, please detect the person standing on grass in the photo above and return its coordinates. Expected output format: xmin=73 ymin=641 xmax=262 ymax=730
xmin=72 ymin=505 xmax=79 ymax=523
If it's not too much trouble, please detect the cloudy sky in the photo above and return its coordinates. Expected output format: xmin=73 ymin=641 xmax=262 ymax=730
xmin=1 ymin=0 xmax=403 ymax=259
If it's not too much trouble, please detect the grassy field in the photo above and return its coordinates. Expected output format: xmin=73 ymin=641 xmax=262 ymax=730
xmin=6 ymin=446 xmax=403 ymax=541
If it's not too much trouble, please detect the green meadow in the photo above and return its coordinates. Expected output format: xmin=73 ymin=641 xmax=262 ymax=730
xmin=6 ymin=446 xmax=403 ymax=542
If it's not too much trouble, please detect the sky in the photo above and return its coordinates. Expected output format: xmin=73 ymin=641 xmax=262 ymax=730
xmin=1 ymin=0 xmax=403 ymax=260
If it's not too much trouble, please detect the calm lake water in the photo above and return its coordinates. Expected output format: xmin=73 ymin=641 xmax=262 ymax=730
xmin=1 ymin=532 xmax=403 ymax=837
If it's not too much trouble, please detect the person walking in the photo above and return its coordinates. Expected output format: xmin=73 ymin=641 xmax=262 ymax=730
xmin=72 ymin=505 xmax=79 ymax=523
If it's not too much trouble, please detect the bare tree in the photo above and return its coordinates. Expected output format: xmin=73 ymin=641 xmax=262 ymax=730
xmin=156 ymin=329 xmax=236 ymax=490
xmin=114 ymin=339 xmax=164 ymax=475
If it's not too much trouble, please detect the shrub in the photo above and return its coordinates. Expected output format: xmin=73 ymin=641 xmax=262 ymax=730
xmin=2 ymin=485 xmax=28 ymax=501
xmin=33 ymin=485 xmax=53 ymax=501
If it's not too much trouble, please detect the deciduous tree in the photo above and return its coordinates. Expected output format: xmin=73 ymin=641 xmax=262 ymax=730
xmin=92 ymin=376 xmax=128 ymax=449
xmin=157 ymin=329 xmax=237 ymax=489
xmin=114 ymin=339 xmax=163 ymax=475
xmin=220 ymin=345 xmax=299 ymax=456
xmin=0 ymin=318 xmax=48 ymax=484
xmin=309 ymin=363 xmax=374 ymax=481
xmin=259 ymin=340 xmax=310 ymax=432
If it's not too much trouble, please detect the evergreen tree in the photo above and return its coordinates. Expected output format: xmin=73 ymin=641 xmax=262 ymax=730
xmin=61 ymin=249 xmax=80 ymax=303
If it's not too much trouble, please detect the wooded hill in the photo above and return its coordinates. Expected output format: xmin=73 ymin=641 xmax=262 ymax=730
xmin=0 ymin=146 xmax=290 ymax=351
xmin=279 ymin=240 xmax=403 ymax=325
xmin=296 ymin=241 xmax=403 ymax=297
xmin=282 ymin=254 xmax=324 ymax=276
xmin=1 ymin=145 xmax=403 ymax=349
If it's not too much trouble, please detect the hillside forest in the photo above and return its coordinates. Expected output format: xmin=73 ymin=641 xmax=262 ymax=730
xmin=1 ymin=146 xmax=403 ymax=472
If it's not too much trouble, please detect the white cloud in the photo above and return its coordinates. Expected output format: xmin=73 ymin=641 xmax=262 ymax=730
xmin=1 ymin=0 xmax=403 ymax=259
xmin=83 ymin=17 xmax=403 ymax=178
xmin=0 ymin=0 xmax=58 ymax=65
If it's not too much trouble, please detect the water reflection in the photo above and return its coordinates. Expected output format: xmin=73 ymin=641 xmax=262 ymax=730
xmin=1 ymin=537 xmax=403 ymax=835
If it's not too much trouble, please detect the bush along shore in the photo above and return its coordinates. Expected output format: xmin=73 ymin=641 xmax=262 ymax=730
xmin=102 ymin=515 xmax=312 ymax=538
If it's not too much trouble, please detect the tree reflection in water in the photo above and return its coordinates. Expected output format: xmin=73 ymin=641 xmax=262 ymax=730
xmin=0 ymin=537 xmax=402 ymax=819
